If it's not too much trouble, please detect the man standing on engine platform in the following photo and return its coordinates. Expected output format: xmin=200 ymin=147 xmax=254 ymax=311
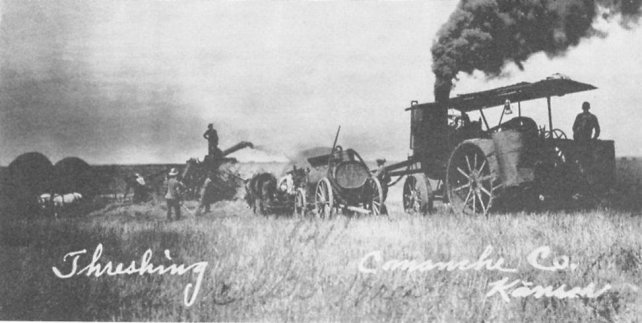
xmin=203 ymin=123 xmax=219 ymax=157
xmin=573 ymin=102 xmax=600 ymax=142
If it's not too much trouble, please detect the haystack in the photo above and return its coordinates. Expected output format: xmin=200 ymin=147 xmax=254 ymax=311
xmin=53 ymin=157 xmax=97 ymax=199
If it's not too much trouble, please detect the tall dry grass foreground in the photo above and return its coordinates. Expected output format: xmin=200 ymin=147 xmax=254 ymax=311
xmin=0 ymin=199 xmax=641 ymax=322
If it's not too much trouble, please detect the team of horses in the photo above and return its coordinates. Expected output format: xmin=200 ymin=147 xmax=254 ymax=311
xmin=244 ymin=172 xmax=277 ymax=215
xmin=244 ymin=166 xmax=309 ymax=215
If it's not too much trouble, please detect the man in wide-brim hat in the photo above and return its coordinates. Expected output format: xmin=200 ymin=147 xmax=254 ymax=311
xmin=165 ymin=168 xmax=184 ymax=220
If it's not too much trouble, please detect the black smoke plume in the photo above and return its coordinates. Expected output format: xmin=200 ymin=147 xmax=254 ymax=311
xmin=432 ymin=0 xmax=642 ymax=99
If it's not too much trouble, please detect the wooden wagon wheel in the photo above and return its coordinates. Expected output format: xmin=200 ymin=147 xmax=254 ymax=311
xmin=254 ymin=198 xmax=267 ymax=216
xmin=365 ymin=177 xmax=385 ymax=215
xmin=293 ymin=188 xmax=307 ymax=216
xmin=402 ymin=174 xmax=433 ymax=215
xmin=315 ymin=178 xmax=334 ymax=218
xmin=446 ymin=144 xmax=496 ymax=216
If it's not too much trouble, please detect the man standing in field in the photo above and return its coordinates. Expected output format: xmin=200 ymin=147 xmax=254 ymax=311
xmin=123 ymin=173 xmax=148 ymax=203
xmin=165 ymin=168 xmax=184 ymax=220
xmin=195 ymin=172 xmax=216 ymax=216
xmin=203 ymin=123 xmax=219 ymax=157
xmin=133 ymin=173 xmax=147 ymax=203
xmin=573 ymin=102 xmax=600 ymax=142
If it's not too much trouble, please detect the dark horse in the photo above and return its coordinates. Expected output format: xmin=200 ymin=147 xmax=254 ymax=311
xmin=245 ymin=172 xmax=277 ymax=215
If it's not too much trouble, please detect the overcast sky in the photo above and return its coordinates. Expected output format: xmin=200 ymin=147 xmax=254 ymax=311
xmin=1 ymin=0 xmax=641 ymax=165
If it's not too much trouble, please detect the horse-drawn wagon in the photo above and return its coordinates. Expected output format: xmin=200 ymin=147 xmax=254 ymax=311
xmin=280 ymin=129 xmax=385 ymax=217
xmin=246 ymin=165 xmax=307 ymax=215
xmin=303 ymin=145 xmax=384 ymax=217
xmin=246 ymin=128 xmax=386 ymax=217
xmin=380 ymin=75 xmax=615 ymax=216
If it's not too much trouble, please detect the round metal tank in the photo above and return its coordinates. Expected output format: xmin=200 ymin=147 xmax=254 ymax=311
xmin=334 ymin=161 xmax=369 ymax=189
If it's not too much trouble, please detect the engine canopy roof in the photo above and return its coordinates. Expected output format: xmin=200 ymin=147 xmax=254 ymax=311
xmin=407 ymin=75 xmax=596 ymax=113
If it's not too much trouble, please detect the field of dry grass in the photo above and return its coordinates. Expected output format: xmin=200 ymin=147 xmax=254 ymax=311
xmin=0 ymin=159 xmax=641 ymax=321
xmin=1 ymin=189 xmax=641 ymax=321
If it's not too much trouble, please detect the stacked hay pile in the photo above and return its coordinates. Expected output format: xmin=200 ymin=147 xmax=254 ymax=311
xmin=3 ymin=153 xmax=98 ymax=218
xmin=53 ymin=157 xmax=98 ymax=199
xmin=5 ymin=152 xmax=54 ymax=217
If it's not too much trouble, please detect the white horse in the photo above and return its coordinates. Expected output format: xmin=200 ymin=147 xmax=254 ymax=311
xmin=38 ymin=192 xmax=83 ymax=216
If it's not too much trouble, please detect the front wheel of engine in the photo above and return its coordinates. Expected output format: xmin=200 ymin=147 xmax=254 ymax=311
xmin=402 ymin=174 xmax=433 ymax=215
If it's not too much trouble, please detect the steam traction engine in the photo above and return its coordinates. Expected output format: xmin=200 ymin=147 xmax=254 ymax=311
xmin=381 ymin=76 xmax=615 ymax=216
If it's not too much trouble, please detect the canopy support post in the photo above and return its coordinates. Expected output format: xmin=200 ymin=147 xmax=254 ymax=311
xmin=547 ymin=96 xmax=553 ymax=132
xmin=479 ymin=109 xmax=490 ymax=131
xmin=518 ymin=101 xmax=521 ymax=117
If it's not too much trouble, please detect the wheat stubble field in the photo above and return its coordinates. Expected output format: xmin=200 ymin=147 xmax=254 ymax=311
xmin=1 ymin=161 xmax=642 ymax=322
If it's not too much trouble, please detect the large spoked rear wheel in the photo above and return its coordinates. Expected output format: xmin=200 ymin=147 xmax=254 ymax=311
xmin=446 ymin=144 xmax=497 ymax=216
xmin=294 ymin=188 xmax=307 ymax=216
xmin=365 ymin=177 xmax=385 ymax=215
xmin=402 ymin=174 xmax=433 ymax=215
xmin=315 ymin=178 xmax=334 ymax=218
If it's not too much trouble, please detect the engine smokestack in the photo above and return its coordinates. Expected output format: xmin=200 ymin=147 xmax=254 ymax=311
xmin=434 ymin=77 xmax=452 ymax=104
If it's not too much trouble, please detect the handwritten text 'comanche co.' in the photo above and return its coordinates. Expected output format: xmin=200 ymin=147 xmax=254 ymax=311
xmin=358 ymin=246 xmax=611 ymax=302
